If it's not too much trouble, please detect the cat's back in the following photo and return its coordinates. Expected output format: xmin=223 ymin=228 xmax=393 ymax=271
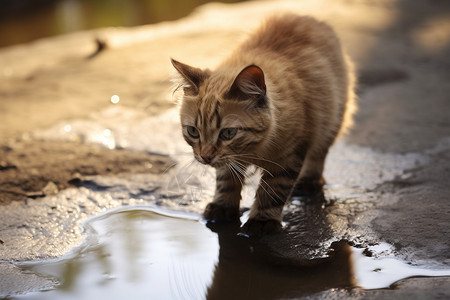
xmin=232 ymin=13 xmax=355 ymax=139
xmin=241 ymin=14 xmax=340 ymax=59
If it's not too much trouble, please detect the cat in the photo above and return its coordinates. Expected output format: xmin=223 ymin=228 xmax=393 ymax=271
xmin=171 ymin=13 xmax=356 ymax=235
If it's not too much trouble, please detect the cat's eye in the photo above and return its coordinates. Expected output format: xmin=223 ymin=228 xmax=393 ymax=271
xmin=219 ymin=128 xmax=237 ymax=141
xmin=186 ymin=126 xmax=199 ymax=138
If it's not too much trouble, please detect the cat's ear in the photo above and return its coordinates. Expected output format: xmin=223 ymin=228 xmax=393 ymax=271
xmin=227 ymin=65 xmax=267 ymax=104
xmin=171 ymin=58 xmax=208 ymax=95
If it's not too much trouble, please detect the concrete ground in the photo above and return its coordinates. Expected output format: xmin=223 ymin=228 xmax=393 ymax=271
xmin=0 ymin=0 xmax=449 ymax=298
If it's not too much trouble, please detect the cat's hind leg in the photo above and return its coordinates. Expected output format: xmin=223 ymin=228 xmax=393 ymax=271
xmin=293 ymin=149 xmax=327 ymax=196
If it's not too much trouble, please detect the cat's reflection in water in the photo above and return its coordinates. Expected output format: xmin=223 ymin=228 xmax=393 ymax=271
xmin=204 ymin=198 xmax=354 ymax=300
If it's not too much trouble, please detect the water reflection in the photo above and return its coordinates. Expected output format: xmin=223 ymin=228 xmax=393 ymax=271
xmin=205 ymin=222 xmax=353 ymax=299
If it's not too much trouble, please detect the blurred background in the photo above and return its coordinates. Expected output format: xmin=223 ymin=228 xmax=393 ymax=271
xmin=0 ymin=0 xmax=247 ymax=47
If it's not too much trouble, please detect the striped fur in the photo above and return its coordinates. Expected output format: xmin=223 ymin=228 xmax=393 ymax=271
xmin=172 ymin=14 xmax=356 ymax=235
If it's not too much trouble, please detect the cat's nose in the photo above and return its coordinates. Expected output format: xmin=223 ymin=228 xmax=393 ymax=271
xmin=201 ymin=155 xmax=214 ymax=164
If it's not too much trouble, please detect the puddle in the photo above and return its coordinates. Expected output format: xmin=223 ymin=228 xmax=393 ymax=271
xmin=4 ymin=207 xmax=450 ymax=299
xmin=8 ymin=208 xmax=218 ymax=300
xmin=351 ymin=243 xmax=450 ymax=290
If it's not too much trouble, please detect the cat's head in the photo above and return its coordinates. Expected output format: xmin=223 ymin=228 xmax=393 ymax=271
xmin=171 ymin=59 xmax=273 ymax=167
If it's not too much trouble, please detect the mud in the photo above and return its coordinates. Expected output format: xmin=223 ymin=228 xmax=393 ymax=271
xmin=0 ymin=139 xmax=172 ymax=205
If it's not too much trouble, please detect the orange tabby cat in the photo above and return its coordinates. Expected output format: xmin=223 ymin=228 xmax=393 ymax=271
xmin=171 ymin=14 xmax=356 ymax=235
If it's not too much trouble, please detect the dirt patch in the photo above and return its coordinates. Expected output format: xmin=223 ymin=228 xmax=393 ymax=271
xmin=0 ymin=139 xmax=172 ymax=205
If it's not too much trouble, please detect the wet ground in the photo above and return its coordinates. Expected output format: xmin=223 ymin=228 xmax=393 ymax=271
xmin=5 ymin=208 xmax=450 ymax=299
xmin=1 ymin=0 xmax=450 ymax=299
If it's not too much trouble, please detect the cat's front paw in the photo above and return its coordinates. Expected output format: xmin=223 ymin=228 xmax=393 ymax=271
xmin=240 ymin=219 xmax=282 ymax=237
xmin=203 ymin=202 xmax=241 ymax=222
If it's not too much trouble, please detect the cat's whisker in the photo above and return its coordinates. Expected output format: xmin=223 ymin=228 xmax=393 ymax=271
xmin=227 ymin=153 xmax=287 ymax=171
xmin=227 ymin=160 xmax=245 ymax=186
xmin=247 ymin=154 xmax=286 ymax=171
xmin=223 ymin=162 xmax=237 ymax=184
xmin=181 ymin=163 xmax=197 ymax=186
xmin=175 ymin=161 xmax=195 ymax=191
xmin=228 ymin=156 xmax=283 ymax=204
xmin=228 ymin=159 xmax=248 ymax=174
xmin=234 ymin=157 xmax=286 ymax=205
xmin=165 ymin=156 xmax=198 ymax=194
xmin=232 ymin=157 xmax=275 ymax=178
xmin=229 ymin=164 xmax=244 ymax=187
xmin=258 ymin=177 xmax=282 ymax=203
xmin=224 ymin=153 xmax=285 ymax=177
xmin=162 ymin=153 xmax=196 ymax=175
xmin=162 ymin=161 xmax=178 ymax=175
xmin=167 ymin=157 xmax=216 ymax=207
xmin=228 ymin=155 xmax=282 ymax=202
